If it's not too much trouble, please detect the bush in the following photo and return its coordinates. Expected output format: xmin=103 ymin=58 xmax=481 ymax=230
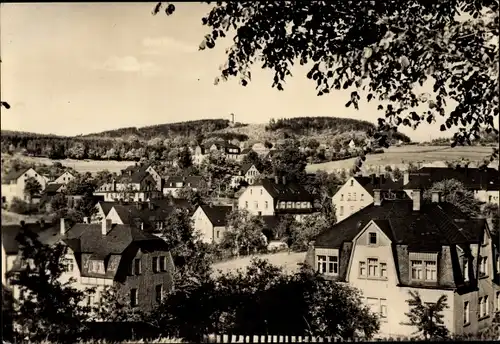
xmin=9 ymin=197 xmax=39 ymax=215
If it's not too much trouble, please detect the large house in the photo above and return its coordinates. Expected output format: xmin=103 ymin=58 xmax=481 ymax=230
xmin=192 ymin=205 xmax=233 ymax=244
xmin=403 ymin=167 xmax=500 ymax=205
xmin=94 ymin=164 xmax=162 ymax=202
xmin=1 ymin=168 xmax=48 ymax=206
xmin=52 ymin=171 xmax=76 ymax=185
xmin=206 ymin=141 xmax=241 ymax=160
xmin=237 ymin=177 xmax=317 ymax=221
xmin=230 ymin=163 xmax=262 ymax=188
xmin=309 ymin=188 xmax=499 ymax=337
xmin=332 ymin=175 xmax=408 ymax=222
xmin=163 ymin=176 xmax=203 ymax=198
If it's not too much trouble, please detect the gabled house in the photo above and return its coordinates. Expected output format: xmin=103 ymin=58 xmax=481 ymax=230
xmin=1 ymin=168 xmax=48 ymax=205
xmin=230 ymin=163 xmax=262 ymax=188
xmin=403 ymin=166 xmax=500 ymax=205
xmin=348 ymin=139 xmax=356 ymax=150
xmin=94 ymin=167 xmax=161 ymax=203
xmin=61 ymin=217 xmax=175 ymax=312
xmin=332 ymin=174 xmax=409 ymax=222
xmin=192 ymin=205 xmax=233 ymax=244
xmin=163 ymin=176 xmax=203 ymax=198
xmin=52 ymin=171 xmax=76 ymax=185
xmin=309 ymin=189 xmax=500 ymax=337
xmin=237 ymin=177 xmax=317 ymax=221
xmin=43 ymin=183 xmax=67 ymax=196
xmin=205 ymin=141 xmax=241 ymax=160
xmin=191 ymin=145 xmax=207 ymax=165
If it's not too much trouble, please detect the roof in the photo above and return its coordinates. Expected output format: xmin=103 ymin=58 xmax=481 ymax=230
xmin=405 ymin=167 xmax=500 ymax=191
xmin=353 ymin=175 xmax=407 ymax=197
xmin=314 ymin=199 xmax=484 ymax=251
xmin=117 ymin=167 xmax=151 ymax=184
xmin=97 ymin=201 xmax=117 ymax=216
xmin=1 ymin=221 xmax=62 ymax=255
xmin=3 ymin=168 xmax=31 ymax=183
xmin=110 ymin=202 xmax=176 ymax=228
xmin=240 ymin=148 xmax=253 ymax=154
xmin=44 ymin=183 xmax=65 ymax=193
xmin=257 ymin=178 xmax=315 ymax=202
xmin=200 ymin=205 xmax=232 ymax=226
xmin=241 ymin=163 xmax=260 ymax=175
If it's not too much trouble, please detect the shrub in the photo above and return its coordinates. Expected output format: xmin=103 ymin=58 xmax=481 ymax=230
xmin=9 ymin=197 xmax=39 ymax=215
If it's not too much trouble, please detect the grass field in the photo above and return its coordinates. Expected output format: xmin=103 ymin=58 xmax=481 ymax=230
xmin=212 ymin=251 xmax=307 ymax=276
xmin=307 ymin=145 xmax=498 ymax=173
xmin=1 ymin=210 xmax=53 ymax=225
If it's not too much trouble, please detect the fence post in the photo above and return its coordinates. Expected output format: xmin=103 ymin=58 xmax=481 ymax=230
xmin=260 ymin=335 xmax=266 ymax=343
xmin=222 ymin=334 xmax=229 ymax=343
xmin=279 ymin=335 xmax=284 ymax=342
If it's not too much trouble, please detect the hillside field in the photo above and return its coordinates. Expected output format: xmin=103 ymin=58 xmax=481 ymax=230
xmin=306 ymin=145 xmax=498 ymax=173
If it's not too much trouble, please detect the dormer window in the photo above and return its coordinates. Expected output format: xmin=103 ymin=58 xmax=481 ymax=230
xmin=368 ymin=232 xmax=377 ymax=245
xmin=479 ymin=256 xmax=488 ymax=277
xmin=463 ymin=259 xmax=469 ymax=282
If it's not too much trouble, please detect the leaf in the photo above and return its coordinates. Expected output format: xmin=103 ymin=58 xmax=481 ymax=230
xmin=152 ymin=2 xmax=162 ymax=15
xmin=377 ymin=105 xmax=383 ymax=110
xmin=367 ymin=93 xmax=373 ymax=102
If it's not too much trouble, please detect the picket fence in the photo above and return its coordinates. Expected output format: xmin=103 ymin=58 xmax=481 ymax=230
xmin=200 ymin=334 xmax=413 ymax=343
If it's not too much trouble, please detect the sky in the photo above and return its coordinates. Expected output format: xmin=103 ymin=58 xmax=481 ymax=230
xmin=1 ymin=2 xmax=450 ymax=142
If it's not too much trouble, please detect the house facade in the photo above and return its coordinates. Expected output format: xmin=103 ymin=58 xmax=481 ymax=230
xmin=162 ymin=176 xmax=203 ymax=198
xmin=52 ymin=171 xmax=76 ymax=185
xmin=192 ymin=205 xmax=232 ymax=244
xmin=94 ymin=169 xmax=161 ymax=202
xmin=309 ymin=189 xmax=500 ymax=338
xmin=206 ymin=141 xmax=241 ymax=160
xmin=1 ymin=168 xmax=48 ymax=205
xmin=105 ymin=201 xmax=176 ymax=233
xmin=230 ymin=163 xmax=262 ymax=188
xmin=237 ymin=177 xmax=317 ymax=221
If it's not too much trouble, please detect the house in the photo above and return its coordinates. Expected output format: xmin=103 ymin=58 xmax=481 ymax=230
xmin=192 ymin=205 xmax=233 ymax=244
xmin=163 ymin=176 xmax=203 ymax=198
xmin=1 ymin=168 xmax=48 ymax=205
xmin=231 ymin=163 xmax=263 ymax=188
xmin=237 ymin=177 xmax=317 ymax=221
xmin=348 ymin=139 xmax=356 ymax=150
xmin=52 ymin=171 xmax=76 ymax=185
xmin=94 ymin=167 xmax=161 ymax=202
xmin=43 ymin=183 xmax=67 ymax=196
xmin=403 ymin=166 xmax=500 ymax=205
xmin=205 ymin=141 xmax=241 ymax=160
xmin=105 ymin=201 xmax=177 ymax=233
xmin=122 ymin=163 xmax=163 ymax=191
xmin=332 ymin=174 xmax=409 ymax=222
xmin=309 ymin=188 xmax=499 ymax=337
xmin=191 ymin=145 xmax=207 ymax=165
xmin=61 ymin=217 xmax=175 ymax=312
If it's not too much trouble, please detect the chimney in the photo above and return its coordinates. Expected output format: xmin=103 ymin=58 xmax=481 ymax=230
xmin=374 ymin=189 xmax=382 ymax=206
xmin=282 ymin=175 xmax=286 ymax=185
xmin=412 ymin=189 xmax=421 ymax=211
xmin=403 ymin=171 xmax=410 ymax=185
xmin=60 ymin=217 xmax=66 ymax=235
xmin=431 ymin=191 xmax=442 ymax=203
xmin=112 ymin=179 xmax=117 ymax=192
xmin=274 ymin=175 xmax=279 ymax=184
xmin=129 ymin=170 xmax=133 ymax=176
xmin=379 ymin=174 xmax=385 ymax=186
xmin=101 ymin=218 xmax=112 ymax=235
xmin=371 ymin=174 xmax=376 ymax=185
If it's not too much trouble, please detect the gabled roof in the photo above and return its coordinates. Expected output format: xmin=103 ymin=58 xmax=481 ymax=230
xmin=117 ymin=168 xmax=152 ymax=184
xmin=314 ymin=199 xmax=484 ymax=251
xmin=2 ymin=168 xmax=31 ymax=183
xmin=44 ymin=183 xmax=65 ymax=193
xmin=257 ymin=178 xmax=314 ymax=202
xmin=353 ymin=175 xmax=405 ymax=196
xmin=241 ymin=163 xmax=260 ymax=175
xmin=97 ymin=201 xmax=117 ymax=216
xmin=165 ymin=176 xmax=203 ymax=188
xmin=199 ymin=205 xmax=232 ymax=227
xmin=405 ymin=167 xmax=500 ymax=191
xmin=110 ymin=203 xmax=176 ymax=228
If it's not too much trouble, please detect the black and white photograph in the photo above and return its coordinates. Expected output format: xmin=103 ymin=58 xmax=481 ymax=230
xmin=1 ymin=1 xmax=499 ymax=343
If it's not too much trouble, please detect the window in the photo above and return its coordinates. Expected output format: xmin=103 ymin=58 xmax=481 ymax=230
xmin=350 ymin=206 xmax=354 ymax=213
xmin=159 ymin=256 xmax=166 ymax=272
xmin=328 ymin=256 xmax=338 ymax=275
xmin=64 ymin=259 xmax=74 ymax=272
xmin=152 ymin=257 xmax=159 ymax=273
xmin=87 ymin=294 xmax=95 ymax=306
xmin=479 ymin=256 xmax=488 ymax=277
xmin=250 ymin=189 xmax=253 ymax=195
xmin=90 ymin=260 xmax=105 ymax=274
xmin=360 ymin=193 xmax=364 ymax=201
xmin=317 ymin=255 xmax=327 ymax=273
xmin=425 ymin=261 xmax=437 ymax=281
xmin=368 ymin=258 xmax=379 ymax=277
xmin=368 ymin=232 xmax=377 ymax=245
xmin=260 ymin=189 xmax=263 ymax=195
xmin=350 ymin=180 xmax=354 ymax=186
xmin=411 ymin=260 xmax=423 ymax=280
xmin=463 ymin=260 xmax=469 ymax=282
xmin=134 ymin=258 xmax=141 ymax=275
xmin=496 ymin=291 xmax=500 ymax=311
xmin=347 ymin=193 xmax=351 ymax=201
xmin=380 ymin=263 xmax=387 ymax=278
xmin=380 ymin=299 xmax=388 ymax=319
xmin=353 ymin=192 xmax=357 ymax=201
xmin=339 ymin=206 xmax=344 ymax=216
xmin=265 ymin=201 xmax=268 ymax=209
xmin=155 ymin=284 xmax=163 ymax=303
xmin=254 ymin=201 xmax=258 ymax=209
xmin=245 ymin=201 xmax=248 ymax=208
xmin=130 ymin=289 xmax=138 ymax=307
xmin=464 ymin=301 xmax=470 ymax=325
xmin=216 ymin=230 xmax=220 ymax=239
xmin=359 ymin=261 xmax=366 ymax=276
xmin=341 ymin=194 xmax=344 ymax=201
xmin=479 ymin=295 xmax=489 ymax=318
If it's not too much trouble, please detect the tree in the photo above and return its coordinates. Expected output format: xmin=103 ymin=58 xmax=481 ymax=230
xmin=401 ymin=291 xmax=449 ymax=340
xmin=154 ymin=1 xmax=499 ymax=168
xmin=423 ymin=179 xmax=482 ymax=216
xmin=271 ymin=140 xmax=307 ymax=182
xmin=222 ymin=209 xmax=267 ymax=256
xmin=150 ymin=258 xmax=379 ymax=342
xmin=24 ymin=177 xmax=42 ymax=203
xmin=176 ymin=186 xmax=207 ymax=211
xmin=288 ymin=213 xmax=332 ymax=252
xmin=9 ymin=228 xmax=93 ymax=342
xmin=306 ymin=138 xmax=320 ymax=150
xmin=393 ymin=166 xmax=403 ymax=181
xmin=177 ymin=146 xmax=193 ymax=169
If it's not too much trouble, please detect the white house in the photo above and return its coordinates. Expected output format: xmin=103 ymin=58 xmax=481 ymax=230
xmin=192 ymin=205 xmax=233 ymax=244
xmin=162 ymin=176 xmax=203 ymax=198
xmin=230 ymin=163 xmax=262 ymax=188
xmin=1 ymin=168 xmax=48 ymax=206
xmin=52 ymin=171 xmax=76 ymax=185
xmin=348 ymin=139 xmax=356 ymax=150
